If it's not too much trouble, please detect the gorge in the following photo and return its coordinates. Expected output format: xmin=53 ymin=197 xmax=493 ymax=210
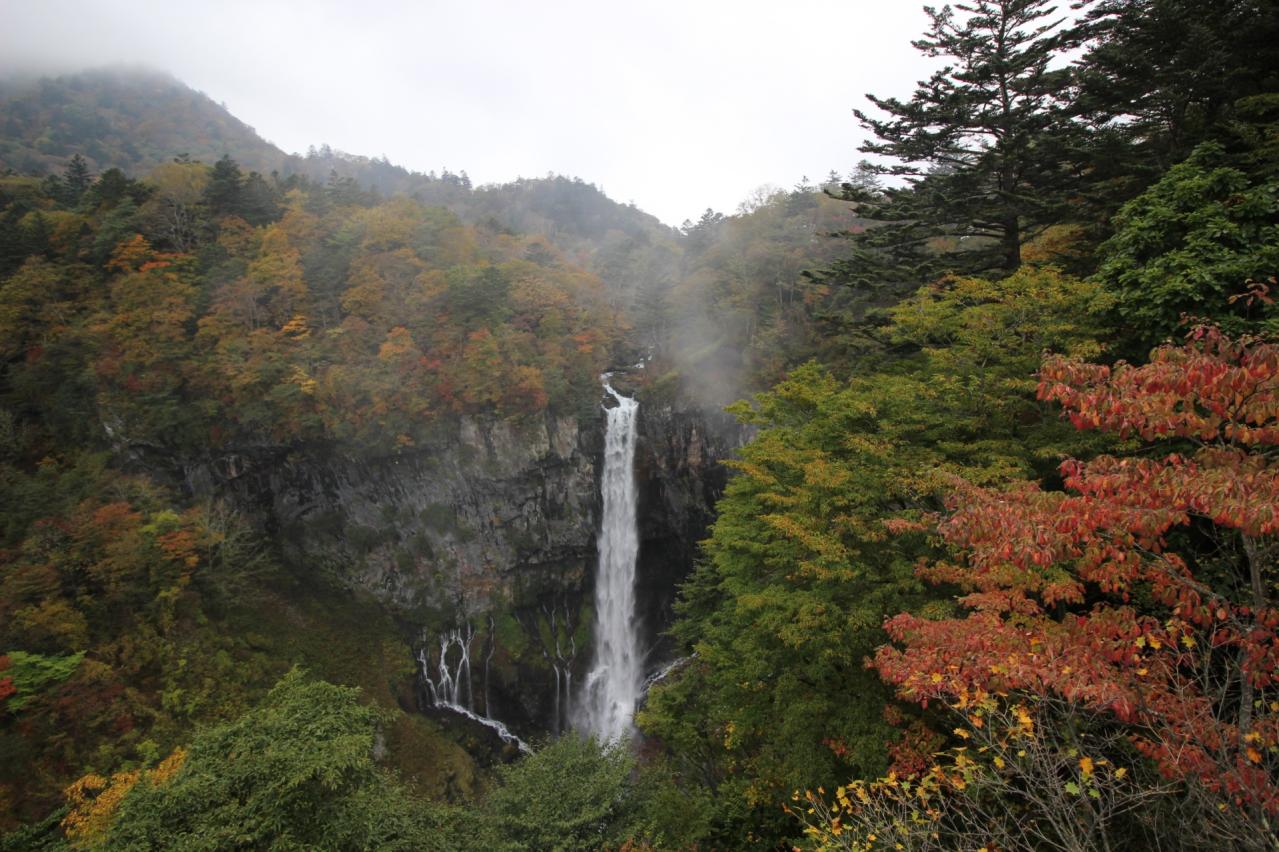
xmin=145 ymin=377 xmax=744 ymax=748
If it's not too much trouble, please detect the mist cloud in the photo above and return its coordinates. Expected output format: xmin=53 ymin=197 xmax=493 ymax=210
xmin=0 ymin=0 xmax=934 ymax=224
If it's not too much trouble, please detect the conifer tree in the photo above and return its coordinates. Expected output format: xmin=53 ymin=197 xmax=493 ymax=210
xmin=1073 ymin=0 xmax=1279 ymax=177
xmin=62 ymin=154 xmax=93 ymax=205
xmin=204 ymin=154 xmax=244 ymax=218
xmin=841 ymin=0 xmax=1076 ymax=280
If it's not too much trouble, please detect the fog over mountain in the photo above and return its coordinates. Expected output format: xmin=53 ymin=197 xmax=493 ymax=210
xmin=0 ymin=0 xmax=934 ymax=224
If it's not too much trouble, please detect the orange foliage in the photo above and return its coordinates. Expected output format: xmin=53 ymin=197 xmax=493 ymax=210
xmin=62 ymin=747 xmax=186 ymax=848
xmin=876 ymin=327 xmax=1279 ymax=817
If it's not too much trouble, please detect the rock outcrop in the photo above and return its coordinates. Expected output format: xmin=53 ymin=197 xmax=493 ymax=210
xmin=158 ymin=389 xmax=746 ymax=737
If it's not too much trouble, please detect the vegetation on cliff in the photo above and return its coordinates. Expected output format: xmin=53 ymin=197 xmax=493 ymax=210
xmin=639 ymin=0 xmax=1279 ymax=847
xmin=3 ymin=0 xmax=1279 ymax=848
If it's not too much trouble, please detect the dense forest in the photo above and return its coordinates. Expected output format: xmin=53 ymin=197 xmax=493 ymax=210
xmin=3 ymin=0 xmax=1279 ymax=849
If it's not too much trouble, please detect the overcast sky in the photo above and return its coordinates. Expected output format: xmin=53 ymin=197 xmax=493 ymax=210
xmin=1 ymin=0 xmax=936 ymax=225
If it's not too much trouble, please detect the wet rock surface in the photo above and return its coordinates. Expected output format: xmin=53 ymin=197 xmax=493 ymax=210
xmin=151 ymin=392 xmax=747 ymax=738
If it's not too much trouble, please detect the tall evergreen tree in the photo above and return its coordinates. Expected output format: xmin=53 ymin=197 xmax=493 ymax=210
xmin=62 ymin=155 xmax=92 ymax=205
xmin=1073 ymin=0 xmax=1279 ymax=177
xmin=204 ymin=154 xmax=243 ymax=218
xmin=842 ymin=0 xmax=1076 ymax=279
xmin=239 ymin=171 xmax=281 ymax=225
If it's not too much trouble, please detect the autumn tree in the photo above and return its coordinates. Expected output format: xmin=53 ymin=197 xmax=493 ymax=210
xmin=140 ymin=161 xmax=209 ymax=252
xmin=870 ymin=326 xmax=1279 ymax=846
xmin=92 ymin=238 xmax=203 ymax=443
xmin=641 ymin=267 xmax=1114 ymax=846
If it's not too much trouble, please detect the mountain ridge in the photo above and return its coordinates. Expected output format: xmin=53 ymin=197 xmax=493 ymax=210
xmin=0 ymin=66 xmax=676 ymax=243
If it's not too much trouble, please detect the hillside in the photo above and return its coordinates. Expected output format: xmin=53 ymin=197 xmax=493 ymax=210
xmin=0 ymin=69 xmax=729 ymax=834
xmin=0 ymin=67 xmax=676 ymax=253
xmin=0 ymin=66 xmax=868 ymax=408
xmin=0 ymin=67 xmax=287 ymax=177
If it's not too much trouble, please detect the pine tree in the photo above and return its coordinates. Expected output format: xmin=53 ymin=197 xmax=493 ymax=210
xmin=1074 ymin=0 xmax=1279 ymax=175
xmin=204 ymin=154 xmax=243 ymax=218
xmin=62 ymin=154 xmax=93 ymax=205
xmin=844 ymin=0 xmax=1076 ymax=279
xmin=239 ymin=171 xmax=281 ymax=225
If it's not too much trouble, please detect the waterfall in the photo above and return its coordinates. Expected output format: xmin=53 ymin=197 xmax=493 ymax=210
xmin=419 ymin=624 xmax=529 ymax=753
xmin=535 ymin=602 xmax=576 ymax=736
xmin=642 ymin=653 xmax=693 ymax=693
xmin=576 ymin=376 xmax=642 ymax=741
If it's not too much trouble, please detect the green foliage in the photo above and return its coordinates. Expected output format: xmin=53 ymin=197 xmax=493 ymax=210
xmin=641 ymin=362 xmax=928 ymax=844
xmin=1096 ymin=143 xmax=1279 ymax=350
xmin=419 ymin=736 xmax=714 ymax=851
xmin=96 ymin=669 xmax=451 ymax=851
xmin=848 ymin=0 xmax=1077 ymax=277
xmin=3 ymin=13 xmax=1279 ymax=845
xmin=884 ymin=267 xmax=1116 ymax=473
xmin=0 ymin=807 xmax=70 ymax=852
xmin=642 ymin=267 xmax=1115 ymax=846
xmin=1074 ymin=0 xmax=1279 ymax=179
xmin=1 ymin=651 xmax=84 ymax=712
xmin=0 ymin=69 xmax=288 ymax=178
xmin=472 ymin=734 xmax=642 ymax=852
xmin=203 ymin=154 xmax=243 ymax=218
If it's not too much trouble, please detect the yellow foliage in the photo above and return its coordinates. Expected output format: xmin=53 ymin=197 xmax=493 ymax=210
xmin=1020 ymin=223 xmax=1090 ymax=265
xmin=62 ymin=771 xmax=139 ymax=849
xmin=280 ymin=314 xmax=311 ymax=339
xmin=149 ymin=747 xmax=188 ymax=785
xmin=62 ymin=748 xmax=186 ymax=849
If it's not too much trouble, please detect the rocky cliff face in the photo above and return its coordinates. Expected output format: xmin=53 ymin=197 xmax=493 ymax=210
xmin=168 ymin=393 xmax=745 ymax=737
xmin=201 ymin=412 xmax=604 ymax=618
xmin=634 ymin=402 xmax=748 ymax=662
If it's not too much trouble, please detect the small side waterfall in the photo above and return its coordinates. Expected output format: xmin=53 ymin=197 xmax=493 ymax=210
xmin=531 ymin=602 xmax=576 ymax=736
xmin=576 ymin=376 xmax=643 ymax=741
xmin=419 ymin=624 xmax=529 ymax=753
xmin=642 ymin=653 xmax=692 ymax=693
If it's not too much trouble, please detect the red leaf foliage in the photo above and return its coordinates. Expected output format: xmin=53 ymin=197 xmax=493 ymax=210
xmin=876 ymin=327 xmax=1279 ymax=815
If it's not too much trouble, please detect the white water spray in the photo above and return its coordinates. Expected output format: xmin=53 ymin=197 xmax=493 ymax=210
xmin=576 ymin=377 xmax=643 ymax=741
xmin=419 ymin=624 xmax=529 ymax=753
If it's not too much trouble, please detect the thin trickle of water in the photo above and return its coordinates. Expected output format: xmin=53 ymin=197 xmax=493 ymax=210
xmin=576 ymin=376 xmax=643 ymax=741
xmin=538 ymin=603 xmax=577 ymax=736
xmin=419 ymin=625 xmax=529 ymax=753
xmin=643 ymin=654 xmax=692 ymax=693
xmin=423 ymin=626 xmax=473 ymax=708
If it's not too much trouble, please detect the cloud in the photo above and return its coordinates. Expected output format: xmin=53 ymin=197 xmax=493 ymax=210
xmin=0 ymin=0 xmax=934 ymax=224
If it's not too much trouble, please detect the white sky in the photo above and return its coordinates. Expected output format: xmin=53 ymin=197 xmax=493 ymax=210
xmin=0 ymin=0 xmax=936 ymax=225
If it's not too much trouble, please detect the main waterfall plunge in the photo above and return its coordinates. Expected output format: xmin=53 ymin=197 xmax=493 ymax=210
xmin=576 ymin=378 xmax=643 ymax=741
xmin=418 ymin=377 xmax=644 ymax=747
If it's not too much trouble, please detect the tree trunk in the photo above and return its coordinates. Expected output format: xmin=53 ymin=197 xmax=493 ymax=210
xmin=1002 ymin=213 xmax=1022 ymax=273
